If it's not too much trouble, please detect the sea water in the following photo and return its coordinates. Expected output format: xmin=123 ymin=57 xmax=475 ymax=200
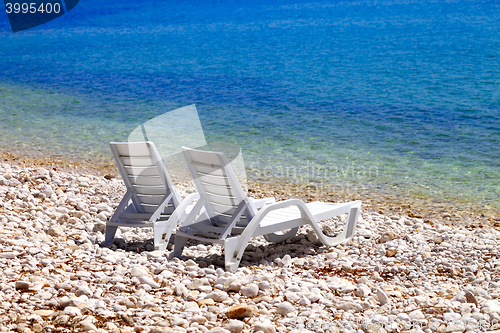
xmin=0 ymin=0 xmax=499 ymax=210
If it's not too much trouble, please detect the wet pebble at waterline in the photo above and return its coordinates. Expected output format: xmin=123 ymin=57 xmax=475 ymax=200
xmin=0 ymin=161 xmax=500 ymax=332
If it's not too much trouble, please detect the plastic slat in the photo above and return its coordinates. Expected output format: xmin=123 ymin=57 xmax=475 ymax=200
xmin=114 ymin=142 xmax=150 ymax=156
xmin=124 ymin=165 xmax=159 ymax=177
xmin=133 ymin=185 xmax=166 ymax=195
xmin=121 ymin=157 xmax=156 ymax=166
xmin=189 ymin=150 xmax=221 ymax=165
xmin=130 ymin=175 xmax=163 ymax=186
xmin=197 ymin=175 xmax=230 ymax=188
xmin=210 ymin=201 xmax=237 ymax=213
xmin=119 ymin=213 xmax=171 ymax=220
xmin=200 ymin=183 xmax=234 ymax=196
xmin=140 ymin=204 xmax=175 ymax=214
xmin=191 ymin=162 xmax=226 ymax=176
xmin=206 ymin=193 xmax=239 ymax=207
xmin=137 ymin=194 xmax=167 ymax=205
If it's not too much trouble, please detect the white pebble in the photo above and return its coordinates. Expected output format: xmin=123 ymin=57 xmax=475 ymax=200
xmin=276 ymin=301 xmax=295 ymax=316
xmin=240 ymin=283 xmax=259 ymax=298
xmin=377 ymin=289 xmax=390 ymax=306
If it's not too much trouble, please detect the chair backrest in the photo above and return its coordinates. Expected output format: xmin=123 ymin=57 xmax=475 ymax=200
xmin=182 ymin=147 xmax=257 ymax=226
xmin=110 ymin=142 xmax=180 ymax=215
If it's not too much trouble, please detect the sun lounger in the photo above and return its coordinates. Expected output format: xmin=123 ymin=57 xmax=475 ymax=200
xmin=171 ymin=147 xmax=361 ymax=271
xmin=102 ymin=142 xmax=199 ymax=250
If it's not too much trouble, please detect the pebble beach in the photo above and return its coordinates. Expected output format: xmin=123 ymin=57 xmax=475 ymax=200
xmin=1 ymin=159 xmax=500 ymax=333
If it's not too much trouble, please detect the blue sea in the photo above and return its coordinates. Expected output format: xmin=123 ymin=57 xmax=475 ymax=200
xmin=0 ymin=0 xmax=499 ymax=211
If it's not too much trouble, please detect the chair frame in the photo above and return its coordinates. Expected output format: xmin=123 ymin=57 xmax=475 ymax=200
xmin=102 ymin=142 xmax=199 ymax=250
xmin=172 ymin=147 xmax=361 ymax=271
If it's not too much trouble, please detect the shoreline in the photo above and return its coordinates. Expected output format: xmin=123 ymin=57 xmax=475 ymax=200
xmin=2 ymin=149 xmax=498 ymax=231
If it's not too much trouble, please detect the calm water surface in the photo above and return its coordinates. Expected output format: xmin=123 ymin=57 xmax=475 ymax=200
xmin=0 ymin=0 xmax=499 ymax=210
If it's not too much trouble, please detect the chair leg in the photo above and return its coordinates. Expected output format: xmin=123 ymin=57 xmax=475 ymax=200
xmin=344 ymin=205 xmax=361 ymax=241
xmin=153 ymin=221 xmax=174 ymax=251
xmin=263 ymin=227 xmax=299 ymax=243
xmin=102 ymin=225 xmax=118 ymax=246
xmin=171 ymin=235 xmax=188 ymax=258
xmin=308 ymin=204 xmax=361 ymax=246
xmin=224 ymin=237 xmax=242 ymax=272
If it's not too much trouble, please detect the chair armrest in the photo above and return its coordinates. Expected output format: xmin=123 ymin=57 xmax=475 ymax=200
xmin=250 ymin=196 xmax=276 ymax=209
xmin=177 ymin=193 xmax=200 ymax=223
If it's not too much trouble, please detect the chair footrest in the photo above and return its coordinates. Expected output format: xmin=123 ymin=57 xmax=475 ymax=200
xmin=107 ymin=221 xmax=154 ymax=228
xmin=175 ymin=230 xmax=226 ymax=245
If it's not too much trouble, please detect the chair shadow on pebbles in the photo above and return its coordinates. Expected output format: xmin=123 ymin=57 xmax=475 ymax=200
xmin=171 ymin=218 xmax=347 ymax=269
xmin=103 ymin=237 xmax=156 ymax=253
xmin=101 ymin=215 xmax=346 ymax=270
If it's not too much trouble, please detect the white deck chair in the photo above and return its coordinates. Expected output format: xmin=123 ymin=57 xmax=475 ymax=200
xmin=102 ymin=142 xmax=199 ymax=250
xmin=171 ymin=147 xmax=362 ymax=272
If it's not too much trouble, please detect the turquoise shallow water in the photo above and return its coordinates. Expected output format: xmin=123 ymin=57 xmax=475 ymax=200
xmin=0 ymin=0 xmax=499 ymax=210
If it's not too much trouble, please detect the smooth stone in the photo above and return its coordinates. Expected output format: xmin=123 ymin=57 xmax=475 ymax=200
xmin=252 ymin=321 xmax=276 ymax=333
xmin=198 ymin=285 xmax=213 ymax=293
xmin=63 ymin=306 xmax=82 ymax=316
xmin=186 ymin=259 xmax=197 ymax=266
xmin=258 ymin=281 xmax=271 ymax=291
xmin=55 ymin=315 xmax=70 ymax=325
xmin=280 ymin=254 xmax=292 ymax=267
xmin=207 ymin=290 xmax=229 ymax=302
xmin=408 ymin=309 xmax=425 ymax=320
xmin=397 ymin=313 xmax=410 ymax=321
xmin=224 ymin=278 xmax=242 ymax=292
xmin=284 ymin=291 xmax=300 ymax=303
xmin=325 ymin=252 xmax=337 ymax=260
xmin=355 ymin=285 xmax=371 ymax=298
xmin=95 ymin=203 xmax=112 ymax=212
xmin=80 ymin=319 xmax=98 ymax=332
xmin=379 ymin=231 xmax=397 ymax=243
xmin=481 ymin=300 xmax=500 ymax=314
xmin=327 ymin=277 xmax=355 ymax=293
xmin=42 ymin=185 xmax=53 ymax=196
xmin=34 ymin=310 xmax=55 ymax=317
xmin=224 ymin=320 xmax=244 ymax=333
xmin=171 ymin=316 xmax=188 ymax=327
xmin=198 ymin=299 xmax=216 ymax=307
xmin=298 ymin=296 xmax=311 ymax=306
xmin=112 ymin=304 xmax=127 ymax=312
xmin=226 ymin=304 xmax=257 ymax=319
xmin=187 ymin=278 xmax=209 ymax=290
xmin=76 ymin=285 xmax=93 ymax=297
xmin=208 ymin=306 xmax=221 ymax=314
xmin=306 ymin=293 xmax=321 ymax=303
xmin=190 ymin=315 xmax=207 ymax=324
xmin=0 ymin=250 xmax=20 ymax=258
xmin=240 ymin=283 xmax=259 ymax=298
xmin=76 ymin=271 xmax=91 ymax=278
xmin=377 ymin=289 xmax=390 ymax=305
xmin=47 ymin=225 xmax=64 ymax=237
xmin=139 ymin=276 xmax=160 ymax=289
xmin=175 ymin=283 xmax=189 ymax=297
xmin=131 ymin=266 xmax=149 ymax=277
xmin=386 ymin=248 xmax=397 ymax=257
xmin=276 ymin=301 xmax=295 ymax=316
xmin=149 ymin=327 xmax=172 ymax=333
xmin=9 ymin=178 xmax=21 ymax=187
xmin=15 ymin=281 xmax=31 ymax=290
xmin=207 ymin=328 xmax=230 ymax=333
xmin=184 ymin=301 xmax=200 ymax=312
xmin=307 ymin=230 xmax=318 ymax=243
xmin=443 ymin=311 xmax=461 ymax=321
xmin=465 ymin=291 xmax=478 ymax=305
